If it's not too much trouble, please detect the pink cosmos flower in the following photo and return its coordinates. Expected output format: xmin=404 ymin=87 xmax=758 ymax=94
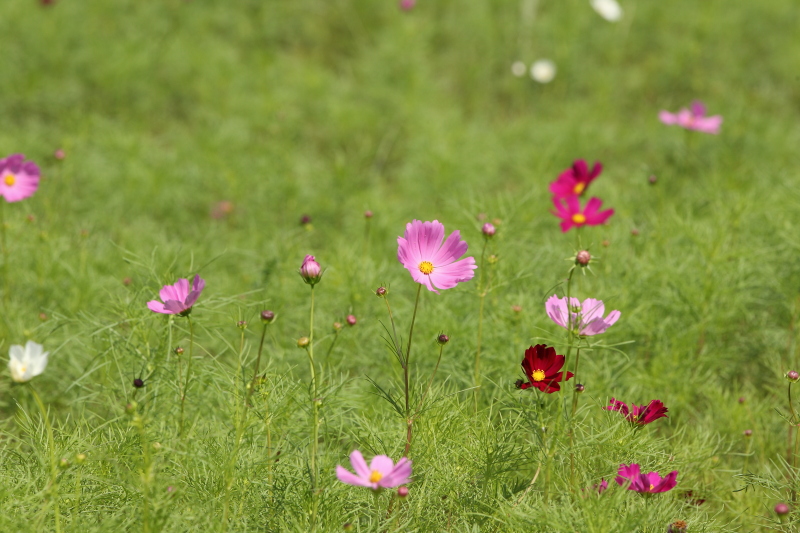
xmin=397 ymin=220 xmax=477 ymax=294
xmin=0 ymin=154 xmax=41 ymax=203
xmin=606 ymin=398 xmax=668 ymax=425
xmin=399 ymin=0 xmax=416 ymax=10
xmin=552 ymin=196 xmax=613 ymax=233
xmin=546 ymin=296 xmax=620 ymax=336
xmin=659 ymin=101 xmax=722 ymax=134
xmin=336 ymin=450 xmax=412 ymax=491
xmin=147 ymin=275 xmax=205 ymax=316
xmin=593 ymin=479 xmax=609 ymax=494
xmin=615 ymin=464 xmax=677 ymax=493
xmin=549 ymin=159 xmax=603 ymax=200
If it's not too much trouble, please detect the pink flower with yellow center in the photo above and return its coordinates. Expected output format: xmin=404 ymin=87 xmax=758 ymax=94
xmin=336 ymin=450 xmax=412 ymax=491
xmin=615 ymin=463 xmax=677 ymax=493
xmin=549 ymin=159 xmax=603 ymax=200
xmin=659 ymin=101 xmax=722 ymax=134
xmin=0 ymin=154 xmax=41 ymax=203
xmin=552 ymin=195 xmax=614 ymax=232
xmin=147 ymin=275 xmax=205 ymax=316
xmin=546 ymin=295 xmax=620 ymax=336
xmin=397 ymin=219 xmax=477 ymax=294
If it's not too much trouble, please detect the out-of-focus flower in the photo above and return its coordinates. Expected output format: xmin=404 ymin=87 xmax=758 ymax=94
xmin=530 ymin=60 xmax=556 ymax=83
xmin=336 ymin=450 xmax=412 ymax=490
xmin=659 ymin=101 xmax=722 ymax=134
xmin=775 ymin=503 xmax=790 ymax=515
xmin=346 ymin=314 xmax=357 ymax=326
xmin=210 ymin=201 xmax=234 ymax=219
xmin=549 ymin=159 xmax=603 ymax=199
xmin=399 ymin=0 xmax=416 ymax=10
xmin=0 ymin=154 xmax=41 ymax=203
xmin=397 ymin=220 xmax=476 ymax=294
xmin=592 ymin=479 xmax=608 ymax=494
xmin=299 ymin=255 xmax=323 ymax=286
xmin=615 ymin=464 xmax=678 ymax=493
xmin=546 ymin=296 xmax=620 ymax=336
xmin=552 ymin=196 xmax=614 ymax=232
xmin=511 ymin=61 xmax=527 ymax=77
xmin=147 ymin=275 xmax=205 ymax=316
xmin=54 ymin=149 xmax=65 ymax=160
xmin=516 ymin=344 xmax=573 ymax=394
xmin=590 ymin=0 xmax=623 ymax=21
xmin=482 ymin=223 xmax=496 ymax=237
xmin=8 ymin=341 xmax=49 ymax=383
xmin=605 ymin=398 xmax=668 ymax=425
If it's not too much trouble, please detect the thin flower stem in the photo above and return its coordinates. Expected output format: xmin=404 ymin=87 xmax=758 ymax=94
xmin=133 ymin=411 xmax=152 ymax=533
xmin=415 ymin=343 xmax=445 ymax=415
xmin=403 ymin=284 xmax=423 ymax=457
xmin=0 ymin=200 xmax=8 ymax=306
xmin=324 ymin=330 xmax=339 ymax=360
xmin=179 ymin=316 xmax=195 ymax=437
xmin=222 ymin=328 xmax=247 ymax=530
xmin=569 ymin=346 xmax=582 ymax=487
xmin=372 ymin=490 xmax=382 ymax=532
xmin=248 ymin=322 xmax=269 ymax=401
xmin=790 ymin=382 xmax=799 ymax=502
xmin=307 ymin=285 xmax=320 ymax=529
xmin=382 ymin=295 xmax=402 ymax=363
xmin=30 ymin=386 xmax=62 ymax=533
xmin=474 ymin=238 xmax=489 ymax=412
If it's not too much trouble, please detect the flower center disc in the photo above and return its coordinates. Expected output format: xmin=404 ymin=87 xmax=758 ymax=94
xmin=649 ymin=483 xmax=655 ymax=491
xmin=4 ymin=174 xmax=15 ymax=186
xmin=571 ymin=213 xmax=586 ymax=224
xmin=573 ymin=182 xmax=586 ymax=194
xmin=418 ymin=261 xmax=434 ymax=275
xmin=369 ymin=470 xmax=383 ymax=483
xmin=531 ymin=369 xmax=546 ymax=382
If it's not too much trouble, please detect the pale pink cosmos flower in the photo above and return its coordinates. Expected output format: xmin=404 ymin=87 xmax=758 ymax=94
xmin=552 ymin=196 xmax=614 ymax=232
xmin=546 ymin=295 xmax=620 ymax=336
xmin=147 ymin=275 xmax=205 ymax=315
xmin=397 ymin=220 xmax=476 ymax=294
xmin=336 ymin=450 xmax=412 ymax=491
xmin=399 ymin=0 xmax=416 ymax=10
xmin=0 ymin=154 xmax=41 ymax=202
xmin=659 ymin=101 xmax=722 ymax=134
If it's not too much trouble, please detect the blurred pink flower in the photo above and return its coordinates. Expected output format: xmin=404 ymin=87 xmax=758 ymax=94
xmin=546 ymin=296 xmax=620 ymax=336
xmin=552 ymin=196 xmax=613 ymax=232
xmin=399 ymin=0 xmax=416 ymax=10
xmin=336 ymin=450 xmax=412 ymax=491
xmin=0 ymin=154 xmax=41 ymax=203
xmin=397 ymin=220 xmax=476 ymax=294
xmin=659 ymin=101 xmax=722 ymax=134
xmin=615 ymin=464 xmax=677 ymax=493
xmin=549 ymin=159 xmax=603 ymax=199
xmin=606 ymin=398 xmax=668 ymax=425
xmin=210 ymin=201 xmax=234 ymax=219
xmin=147 ymin=275 xmax=205 ymax=315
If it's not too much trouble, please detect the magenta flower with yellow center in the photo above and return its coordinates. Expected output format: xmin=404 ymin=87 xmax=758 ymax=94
xmin=147 ymin=275 xmax=205 ymax=316
xmin=552 ymin=196 xmax=614 ymax=232
xmin=0 ymin=154 xmax=41 ymax=203
xmin=549 ymin=159 xmax=603 ymax=200
xmin=336 ymin=450 xmax=412 ymax=491
xmin=397 ymin=219 xmax=477 ymax=294
xmin=615 ymin=463 xmax=677 ymax=493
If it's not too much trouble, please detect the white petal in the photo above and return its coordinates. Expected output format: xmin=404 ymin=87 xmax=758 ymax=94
xmin=590 ymin=0 xmax=623 ymax=22
xmin=530 ymin=60 xmax=556 ymax=83
xmin=9 ymin=344 xmax=24 ymax=362
xmin=25 ymin=340 xmax=44 ymax=359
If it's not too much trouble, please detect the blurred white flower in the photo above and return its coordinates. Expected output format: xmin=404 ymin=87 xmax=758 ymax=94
xmin=8 ymin=341 xmax=49 ymax=383
xmin=511 ymin=61 xmax=527 ymax=77
xmin=591 ymin=0 xmax=623 ymax=22
xmin=530 ymin=60 xmax=556 ymax=83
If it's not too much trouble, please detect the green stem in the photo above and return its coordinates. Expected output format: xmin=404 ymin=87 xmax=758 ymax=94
xmin=383 ymin=295 xmax=402 ymax=360
xmin=180 ymin=316 xmax=195 ymax=437
xmin=0 ymin=200 xmax=8 ymax=306
xmin=415 ymin=343 xmax=445 ymax=414
xmin=324 ymin=330 xmax=339 ymax=360
xmin=133 ymin=412 xmax=152 ymax=533
xmin=569 ymin=346 xmax=582 ymax=487
xmin=403 ymin=285 xmax=423 ymax=457
xmin=307 ymin=286 xmax=319 ymax=529
xmin=249 ymin=322 xmax=269 ymax=400
xmin=30 ymin=386 xmax=61 ymax=533
xmin=474 ymin=239 xmax=488 ymax=411
xmin=791 ymin=382 xmax=799 ymax=502
xmin=222 ymin=327 xmax=247 ymax=531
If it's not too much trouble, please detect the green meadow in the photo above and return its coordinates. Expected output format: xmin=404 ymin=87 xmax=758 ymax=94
xmin=1 ymin=0 xmax=799 ymax=530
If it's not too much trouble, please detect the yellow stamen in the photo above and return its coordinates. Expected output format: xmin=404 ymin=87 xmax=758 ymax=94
xmin=571 ymin=213 xmax=586 ymax=225
xmin=531 ymin=369 xmax=546 ymax=382
xmin=649 ymin=484 xmax=655 ymax=491
xmin=418 ymin=261 xmax=434 ymax=275
xmin=19 ymin=365 xmax=26 ymax=374
xmin=4 ymin=174 xmax=15 ymax=186
xmin=573 ymin=182 xmax=585 ymax=194
xmin=369 ymin=470 xmax=383 ymax=483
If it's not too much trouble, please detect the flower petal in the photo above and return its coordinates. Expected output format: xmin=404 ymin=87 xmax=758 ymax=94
xmin=428 ymin=257 xmax=476 ymax=291
xmin=336 ymin=466 xmax=371 ymax=487
xmin=350 ymin=450 xmax=371 ymax=480
xmin=431 ymin=230 xmax=468 ymax=266
xmin=545 ymin=295 xmax=568 ymax=328
xmin=369 ymin=455 xmax=396 ymax=477
xmin=147 ymin=300 xmax=170 ymax=313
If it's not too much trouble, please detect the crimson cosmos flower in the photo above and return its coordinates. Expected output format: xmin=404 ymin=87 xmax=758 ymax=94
xmin=615 ymin=463 xmax=677 ymax=493
xmin=605 ymin=398 xmax=668 ymax=425
xmin=516 ymin=344 xmax=573 ymax=393
xmin=549 ymin=159 xmax=603 ymax=200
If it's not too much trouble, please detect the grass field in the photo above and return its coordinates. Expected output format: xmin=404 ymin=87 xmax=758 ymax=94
xmin=1 ymin=0 xmax=800 ymax=531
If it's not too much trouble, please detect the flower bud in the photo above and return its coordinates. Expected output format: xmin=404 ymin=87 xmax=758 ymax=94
xmin=364 ymin=210 xmax=373 ymax=219
xmin=775 ymin=502 xmax=790 ymax=515
xmin=75 ymin=453 xmax=87 ymax=465
xmin=333 ymin=322 xmax=343 ymax=332
xmin=174 ymin=346 xmax=184 ymax=355
xmin=575 ymin=250 xmax=591 ymax=266
xmin=787 ymin=371 xmax=800 ymax=383
xmin=667 ymin=520 xmax=687 ymax=533
xmin=487 ymin=254 xmax=498 ymax=264
xmin=38 ymin=312 xmax=48 ymax=321
xmin=511 ymin=305 xmax=522 ymax=313
xmin=648 ymin=175 xmax=657 ymax=185
xmin=397 ymin=486 xmax=409 ymax=498
xmin=54 ymin=148 xmax=66 ymax=160
xmin=125 ymin=401 xmax=138 ymax=415
xmin=299 ymin=255 xmax=323 ymax=286
xmin=237 ymin=320 xmax=248 ymax=329
xmin=346 ymin=315 xmax=357 ymax=326
xmin=738 ymin=396 xmax=745 ymax=404
xmin=343 ymin=524 xmax=354 ymax=531
xmin=59 ymin=458 xmax=70 ymax=470
xmin=261 ymin=310 xmax=276 ymax=323
xmin=515 ymin=379 xmax=524 ymax=389
xmin=575 ymin=383 xmax=585 ymax=393
xmin=482 ymin=223 xmax=496 ymax=237
xmin=300 ymin=214 xmax=312 ymax=226
xmin=375 ymin=286 xmax=387 ymax=297
xmin=630 ymin=228 xmax=640 ymax=237
xmin=743 ymin=429 xmax=752 ymax=437
xmin=133 ymin=378 xmax=144 ymax=389
xmin=152 ymin=442 xmax=162 ymax=450
xmin=601 ymin=239 xmax=610 ymax=247
xmin=297 ymin=337 xmax=310 ymax=348
xmin=437 ymin=334 xmax=449 ymax=345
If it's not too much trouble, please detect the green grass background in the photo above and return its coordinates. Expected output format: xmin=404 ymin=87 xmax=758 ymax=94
xmin=1 ymin=0 xmax=799 ymax=530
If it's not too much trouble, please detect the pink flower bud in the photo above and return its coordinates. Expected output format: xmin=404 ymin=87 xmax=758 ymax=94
xmin=364 ymin=210 xmax=373 ymax=219
xmin=575 ymin=250 xmax=591 ymax=266
xmin=261 ymin=310 xmax=275 ymax=323
xmin=743 ymin=429 xmax=752 ymax=437
xmin=787 ymin=370 xmax=800 ymax=383
xmin=397 ymin=486 xmax=409 ymax=498
xmin=299 ymin=255 xmax=322 ymax=286
xmin=437 ymin=334 xmax=449 ymax=345
xmin=376 ymin=286 xmax=387 ymax=297
xmin=775 ymin=502 xmax=790 ymax=515
xmin=346 ymin=314 xmax=357 ymax=326
xmin=482 ymin=223 xmax=496 ymax=237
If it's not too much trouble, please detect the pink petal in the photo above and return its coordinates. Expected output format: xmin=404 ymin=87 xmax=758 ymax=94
xmin=336 ymin=466 xmax=371 ymax=488
xmin=369 ymin=455 xmax=396 ymax=477
xmin=579 ymin=298 xmax=605 ymax=324
xmin=159 ymin=283 xmax=180 ymax=303
xmin=693 ymin=115 xmax=722 ymax=134
xmin=397 ymin=236 xmax=421 ymax=270
xmin=173 ymin=278 xmax=190 ymax=302
xmin=658 ymin=111 xmax=678 ymax=125
xmin=418 ymin=220 xmax=445 ymax=260
xmin=191 ymin=275 xmax=205 ymax=294
xmin=690 ymin=100 xmax=706 ymax=117
xmin=583 ymin=197 xmax=603 ymax=217
xmin=428 ymin=256 xmax=476 ymax=290
xmin=349 ymin=450 xmax=371 ymax=480
xmin=676 ymin=109 xmax=694 ymax=128
xmin=163 ymin=300 xmax=187 ymax=314
xmin=147 ymin=300 xmax=169 ymax=313
xmin=381 ymin=457 xmax=412 ymax=487
xmin=431 ymin=230 xmax=468 ymax=266
xmin=585 ymin=207 xmax=614 ymax=226
xmin=653 ymin=470 xmax=678 ymax=492
xmin=545 ymin=295 xmax=568 ymax=328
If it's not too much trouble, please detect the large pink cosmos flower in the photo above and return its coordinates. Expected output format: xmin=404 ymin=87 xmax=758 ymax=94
xmin=546 ymin=295 xmax=620 ymax=336
xmin=147 ymin=275 xmax=205 ymax=316
xmin=552 ymin=196 xmax=613 ymax=233
xmin=549 ymin=159 xmax=603 ymax=200
xmin=0 ymin=154 xmax=41 ymax=202
xmin=397 ymin=220 xmax=476 ymax=294
xmin=606 ymin=398 xmax=668 ymax=425
xmin=659 ymin=101 xmax=722 ymax=134
xmin=336 ymin=450 xmax=412 ymax=491
xmin=615 ymin=464 xmax=677 ymax=493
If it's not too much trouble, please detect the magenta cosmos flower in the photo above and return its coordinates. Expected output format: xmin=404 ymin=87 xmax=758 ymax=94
xmin=516 ymin=344 xmax=574 ymax=393
xmin=615 ymin=464 xmax=677 ymax=493
xmin=0 ymin=154 xmax=41 ymax=203
xmin=552 ymin=196 xmax=613 ymax=233
xmin=549 ymin=159 xmax=603 ymax=200
xmin=147 ymin=275 xmax=205 ymax=316
xmin=336 ymin=450 xmax=412 ymax=491
xmin=659 ymin=101 xmax=722 ymax=134
xmin=606 ymin=398 xmax=668 ymax=425
xmin=546 ymin=295 xmax=620 ymax=336
xmin=397 ymin=220 xmax=476 ymax=294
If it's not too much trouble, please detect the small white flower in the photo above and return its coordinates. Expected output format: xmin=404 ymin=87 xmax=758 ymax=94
xmin=8 ymin=341 xmax=49 ymax=383
xmin=590 ymin=0 xmax=623 ymax=22
xmin=530 ymin=59 xmax=556 ymax=83
xmin=511 ymin=61 xmax=527 ymax=77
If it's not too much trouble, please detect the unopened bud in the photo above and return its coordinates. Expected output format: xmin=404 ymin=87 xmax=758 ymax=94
xmin=575 ymin=250 xmax=591 ymax=266
xmin=54 ymin=148 xmax=66 ymax=160
xmin=482 ymin=223 xmax=496 ymax=237
xmin=631 ymin=228 xmax=640 ymax=237
xmin=125 ymin=402 xmax=138 ymax=415
xmin=487 ymin=254 xmax=498 ymax=264
xmin=601 ymin=239 xmax=610 ymax=247
xmin=300 ymin=214 xmax=312 ymax=226
xmin=297 ymin=337 xmax=310 ymax=348
xmin=75 ymin=453 xmax=87 ymax=465
xmin=59 ymin=458 xmax=70 ymax=470
xmin=515 ymin=379 xmax=524 ymax=389
xmin=575 ymin=383 xmax=585 ymax=393
xmin=152 ymin=442 xmax=162 ymax=450
xmin=775 ymin=502 xmax=790 ymax=515
xmin=397 ymin=486 xmax=409 ymax=498
xmin=743 ymin=429 xmax=752 ymax=437
xmin=343 ymin=524 xmax=354 ymax=531
xmin=375 ymin=286 xmax=387 ymax=297
xmin=174 ymin=347 xmax=184 ymax=355
xmin=333 ymin=322 xmax=343 ymax=332
xmin=38 ymin=312 xmax=48 ymax=321
xmin=787 ymin=371 xmax=800 ymax=383
xmin=364 ymin=210 xmax=373 ymax=219
xmin=261 ymin=310 xmax=276 ymax=323
xmin=346 ymin=315 xmax=357 ymax=326
xmin=738 ymin=396 xmax=745 ymax=404
xmin=667 ymin=520 xmax=687 ymax=533
xmin=133 ymin=378 xmax=144 ymax=389
xmin=648 ymin=175 xmax=657 ymax=185
xmin=237 ymin=320 xmax=247 ymax=329
xmin=437 ymin=334 xmax=449 ymax=345
xmin=299 ymin=255 xmax=323 ymax=286
xmin=511 ymin=305 xmax=522 ymax=313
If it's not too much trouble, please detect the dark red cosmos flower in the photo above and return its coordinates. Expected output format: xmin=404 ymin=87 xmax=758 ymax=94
xmin=606 ymin=398 xmax=668 ymax=425
xmin=549 ymin=159 xmax=603 ymax=200
xmin=516 ymin=344 xmax=574 ymax=393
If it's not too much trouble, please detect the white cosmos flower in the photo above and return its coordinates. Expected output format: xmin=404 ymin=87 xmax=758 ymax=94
xmin=511 ymin=61 xmax=527 ymax=77
xmin=8 ymin=341 xmax=49 ymax=383
xmin=590 ymin=0 xmax=623 ymax=22
xmin=530 ymin=59 xmax=556 ymax=83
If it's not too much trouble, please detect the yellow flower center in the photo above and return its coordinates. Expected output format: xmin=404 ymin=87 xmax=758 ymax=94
xmin=4 ymin=174 xmax=15 ymax=186
xmin=369 ymin=470 xmax=383 ymax=483
xmin=418 ymin=261 xmax=434 ymax=275
xmin=531 ymin=369 xmax=546 ymax=382
xmin=571 ymin=213 xmax=586 ymax=225
xmin=649 ymin=484 xmax=654 ymax=491
xmin=573 ymin=182 xmax=585 ymax=194
xmin=19 ymin=365 xmax=26 ymax=374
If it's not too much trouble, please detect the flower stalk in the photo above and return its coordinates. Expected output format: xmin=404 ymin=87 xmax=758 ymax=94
xmin=30 ymin=385 xmax=62 ymax=533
